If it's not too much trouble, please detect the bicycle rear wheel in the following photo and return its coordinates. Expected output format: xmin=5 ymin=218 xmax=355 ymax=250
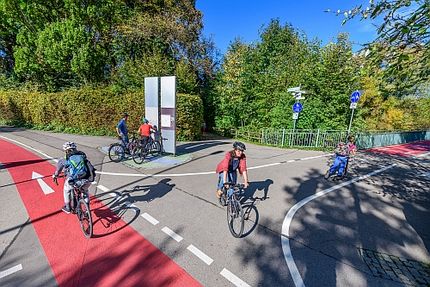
xmin=108 ymin=143 xmax=125 ymax=162
xmin=132 ymin=146 xmax=147 ymax=164
xmin=151 ymin=141 xmax=161 ymax=155
xmin=226 ymin=198 xmax=244 ymax=238
xmin=77 ymin=198 xmax=93 ymax=238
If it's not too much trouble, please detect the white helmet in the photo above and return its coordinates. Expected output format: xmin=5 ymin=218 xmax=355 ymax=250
xmin=62 ymin=141 xmax=77 ymax=151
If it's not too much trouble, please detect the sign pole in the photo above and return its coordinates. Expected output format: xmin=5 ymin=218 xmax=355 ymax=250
xmin=347 ymin=108 xmax=354 ymax=135
xmin=347 ymin=90 xmax=361 ymax=136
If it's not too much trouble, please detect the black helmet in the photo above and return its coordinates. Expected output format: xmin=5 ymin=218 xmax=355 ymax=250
xmin=233 ymin=141 xmax=246 ymax=151
xmin=123 ymin=112 xmax=129 ymax=117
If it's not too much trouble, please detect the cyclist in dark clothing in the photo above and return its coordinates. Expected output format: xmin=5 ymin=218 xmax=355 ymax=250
xmin=116 ymin=113 xmax=129 ymax=148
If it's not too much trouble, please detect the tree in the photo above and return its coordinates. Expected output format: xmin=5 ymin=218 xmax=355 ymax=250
xmin=328 ymin=0 xmax=430 ymax=95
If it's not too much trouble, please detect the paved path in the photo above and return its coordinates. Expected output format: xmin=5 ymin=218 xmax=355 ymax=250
xmin=1 ymin=127 xmax=429 ymax=286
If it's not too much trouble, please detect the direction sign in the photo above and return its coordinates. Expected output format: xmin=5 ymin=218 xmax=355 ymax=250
xmin=287 ymin=86 xmax=301 ymax=93
xmin=350 ymin=102 xmax=357 ymax=109
xmin=292 ymin=112 xmax=299 ymax=120
xmin=292 ymin=102 xmax=303 ymax=113
xmin=350 ymin=90 xmax=361 ymax=103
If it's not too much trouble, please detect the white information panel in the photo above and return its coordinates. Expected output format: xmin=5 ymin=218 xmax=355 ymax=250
xmin=160 ymin=76 xmax=176 ymax=154
xmin=144 ymin=77 xmax=159 ymax=128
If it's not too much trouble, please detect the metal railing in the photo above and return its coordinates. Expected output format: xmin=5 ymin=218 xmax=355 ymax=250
xmin=234 ymin=128 xmax=430 ymax=149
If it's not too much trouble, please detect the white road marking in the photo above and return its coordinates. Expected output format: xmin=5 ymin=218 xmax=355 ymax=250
xmin=416 ymin=151 xmax=430 ymax=158
xmin=185 ymin=143 xmax=206 ymax=150
xmin=281 ymin=164 xmax=397 ymax=287
xmin=161 ymin=227 xmax=183 ymax=242
xmin=0 ymin=135 xmax=58 ymax=163
xmin=97 ymin=154 xmax=331 ymax=177
xmin=187 ymin=244 xmax=214 ymax=265
xmin=141 ymin=213 xmax=159 ymax=225
xmin=220 ymin=268 xmax=251 ymax=287
xmin=97 ymin=185 xmax=110 ymax=192
xmin=0 ymin=264 xmax=23 ymax=279
xmin=31 ymin=171 xmax=55 ymax=194
xmin=248 ymin=162 xmax=280 ymax=169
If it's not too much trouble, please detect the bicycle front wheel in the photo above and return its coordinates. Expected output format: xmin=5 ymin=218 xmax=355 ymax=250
xmin=132 ymin=146 xmax=146 ymax=164
xmin=226 ymin=198 xmax=244 ymax=238
xmin=77 ymin=198 xmax=93 ymax=238
xmin=108 ymin=143 xmax=125 ymax=162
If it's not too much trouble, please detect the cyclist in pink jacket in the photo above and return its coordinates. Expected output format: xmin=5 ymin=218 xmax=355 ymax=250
xmin=216 ymin=142 xmax=249 ymax=198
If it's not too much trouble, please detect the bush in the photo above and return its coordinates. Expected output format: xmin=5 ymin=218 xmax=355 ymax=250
xmin=0 ymin=88 xmax=203 ymax=140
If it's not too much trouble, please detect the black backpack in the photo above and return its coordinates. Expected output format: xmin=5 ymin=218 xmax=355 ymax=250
xmin=84 ymin=159 xmax=97 ymax=182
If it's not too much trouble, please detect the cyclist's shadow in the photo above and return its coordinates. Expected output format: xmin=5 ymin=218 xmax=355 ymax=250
xmin=240 ymin=179 xmax=274 ymax=238
xmin=91 ymin=179 xmax=175 ymax=238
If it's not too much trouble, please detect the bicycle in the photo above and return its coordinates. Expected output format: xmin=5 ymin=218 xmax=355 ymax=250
xmin=132 ymin=132 xmax=162 ymax=164
xmin=108 ymin=133 xmax=139 ymax=163
xmin=324 ymin=155 xmax=353 ymax=180
xmin=220 ymin=183 xmax=245 ymax=238
xmin=54 ymin=176 xmax=93 ymax=238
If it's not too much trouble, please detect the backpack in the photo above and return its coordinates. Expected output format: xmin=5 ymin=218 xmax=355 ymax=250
xmin=67 ymin=152 xmax=88 ymax=180
xmin=85 ymin=159 xmax=97 ymax=182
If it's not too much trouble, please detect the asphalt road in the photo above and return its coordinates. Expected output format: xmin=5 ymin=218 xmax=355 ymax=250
xmin=1 ymin=127 xmax=429 ymax=287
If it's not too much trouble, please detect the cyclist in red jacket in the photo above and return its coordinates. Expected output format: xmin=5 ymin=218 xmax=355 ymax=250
xmin=216 ymin=141 xmax=249 ymax=198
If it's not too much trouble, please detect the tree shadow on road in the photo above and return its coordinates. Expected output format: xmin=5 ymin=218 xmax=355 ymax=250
xmin=90 ymin=178 xmax=175 ymax=238
xmin=280 ymin=151 xmax=430 ymax=286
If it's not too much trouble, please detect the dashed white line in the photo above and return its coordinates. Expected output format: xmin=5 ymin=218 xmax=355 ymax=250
xmin=187 ymin=244 xmax=214 ymax=265
xmin=281 ymin=164 xmax=397 ymax=287
xmin=97 ymin=185 xmax=110 ymax=192
xmin=185 ymin=143 xmax=206 ymax=150
xmin=220 ymin=268 xmax=251 ymax=287
xmin=141 ymin=213 xmax=159 ymax=225
xmin=0 ymin=264 xmax=23 ymax=279
xmin=161 ymin=227 xmax=183 ymax=242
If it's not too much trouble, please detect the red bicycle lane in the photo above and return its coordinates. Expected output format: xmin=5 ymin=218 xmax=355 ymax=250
xmin=0 ymin=139 xmax=202 ymax=287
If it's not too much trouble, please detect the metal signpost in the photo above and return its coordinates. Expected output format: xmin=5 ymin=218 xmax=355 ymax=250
xmin=347 ymin=90 xmax=361 ymax=135
xmin=288 ymin=86 xmax=306 ymax=132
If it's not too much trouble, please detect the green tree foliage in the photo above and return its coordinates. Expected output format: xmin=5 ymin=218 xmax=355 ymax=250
xmin=330 ymin=0 xmax=430 ymax=96
xmin=214 ymin=21 xmax=362 ymax=131
xmin=0 ymin=0 xmax=215 ymax=93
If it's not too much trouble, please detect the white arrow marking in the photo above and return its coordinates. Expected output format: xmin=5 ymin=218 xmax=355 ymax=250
xmin=32 ymin=172 xmax=55 ymax=195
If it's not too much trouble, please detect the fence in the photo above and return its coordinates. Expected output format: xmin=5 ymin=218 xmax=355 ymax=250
xmin=234 ymin=128 xmax=430 ymax=150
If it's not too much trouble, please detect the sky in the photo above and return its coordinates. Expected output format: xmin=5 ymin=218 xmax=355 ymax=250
xmin=196 ymin=0 xmax=378 ymax=55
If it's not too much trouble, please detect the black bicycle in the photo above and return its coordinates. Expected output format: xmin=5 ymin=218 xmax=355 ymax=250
xmin=220 ymin=183 xmax=245 ymax=238
xmin=54 ymin=176 xmax=93 ymax=238
xmin=108 ymin=133 xmax=139 ymax=163
xmin=132 ymin=133 xmax=162 ymax=164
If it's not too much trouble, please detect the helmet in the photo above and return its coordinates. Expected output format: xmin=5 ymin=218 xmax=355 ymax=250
xmin=123 ymin=112 xmax=129 ymax=118
xmin=62 ymin=141 xmax=77 ymax=151
xmin=233 ymin=141 xmax=246 ymax=151
xmin=142 ymin=117 xmax=149 ymax=123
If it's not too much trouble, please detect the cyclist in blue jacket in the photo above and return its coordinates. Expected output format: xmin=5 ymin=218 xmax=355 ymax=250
xmin=52 ymin=142 xmax=91 ymax=214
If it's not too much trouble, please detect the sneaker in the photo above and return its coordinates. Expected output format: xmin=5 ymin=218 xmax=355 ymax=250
xmin=61 ymin=205 xmax=71 ymax=214
xmin=216 ymin=189 xmax=223 ymax=198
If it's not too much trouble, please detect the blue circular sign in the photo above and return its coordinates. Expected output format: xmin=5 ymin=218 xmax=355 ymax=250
xmin=292 ymin=102 xmax=303 ymax=113
xmin=350 ymin=91 xmax=361 ymax=103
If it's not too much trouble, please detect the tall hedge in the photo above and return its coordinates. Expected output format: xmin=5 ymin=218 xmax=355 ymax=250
xmin=0 ymin=88 xmax=203 ymax=140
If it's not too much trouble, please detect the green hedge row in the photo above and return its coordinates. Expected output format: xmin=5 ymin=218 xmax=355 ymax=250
xmin=0 ymin=88 xmax=203 ymax=140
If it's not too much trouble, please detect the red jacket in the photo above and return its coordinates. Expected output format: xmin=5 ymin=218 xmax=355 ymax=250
xmin=216 ymin=151 xmax=247 ymax=174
